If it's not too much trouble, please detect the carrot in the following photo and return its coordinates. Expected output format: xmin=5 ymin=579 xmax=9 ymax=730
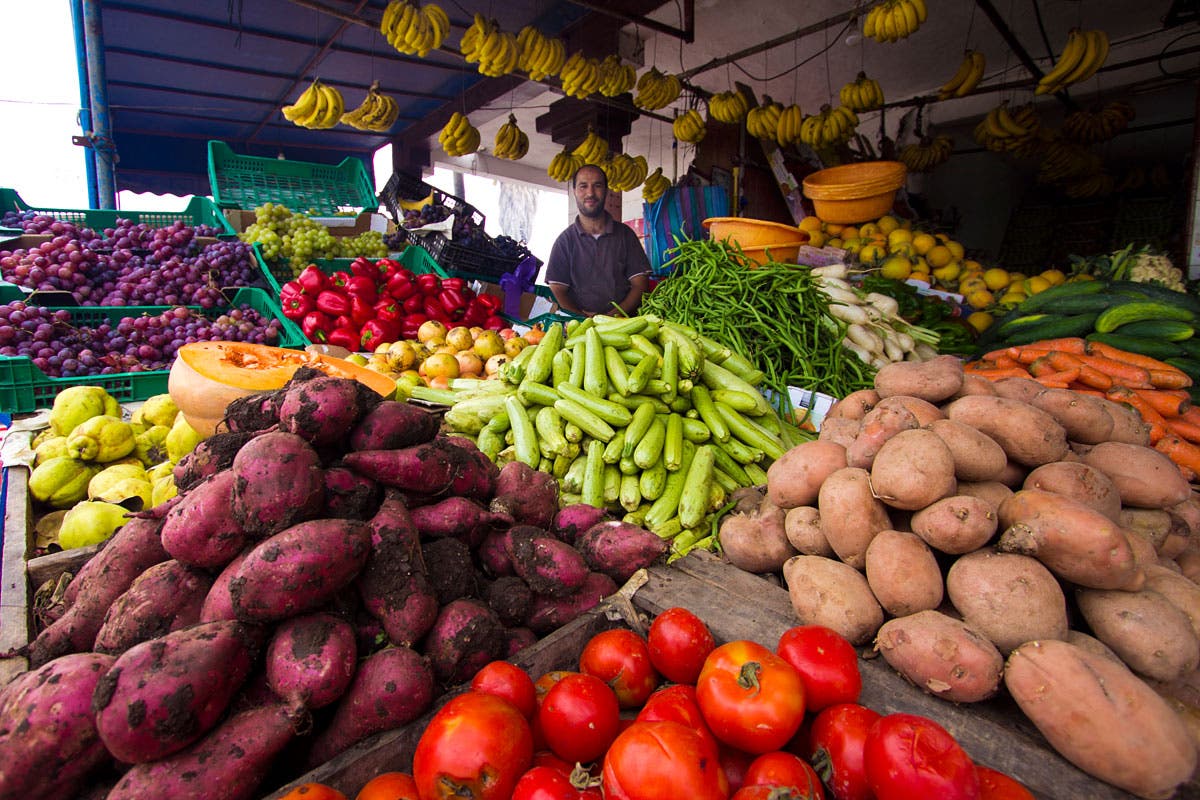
xmin=1166 ymin=417 xmax=1200 ymax=444
xmin=1132 ymin=388 xmax=1189 ymax=418
xmin=1074 ymin=354 xmax=1152 ymax=388
xmin=1039 ymin=351 xmax=1113 ymax=391
xmin=1155 ymin=435 xmax=1200 ymax=478
xmin=1086 ymin=340 xmax=1188 ymax=374
xmin=1107 ymin=386 xmax=1168 ymax=442
xmin=1019 ymin=337 xmax=1087 ymax=354
xmin=1182 ymin=405 xmax=1200 ymax=427
xmin=1066 ymin=385 xmax=1106 ymax=397
xmin=1033 ymin=368 xmax=1081 ymax=387
xmin=1027 ymin=356 xmax=1057 ymax=377
xmin=1148 ymin=368 xmax=1193 ymax=390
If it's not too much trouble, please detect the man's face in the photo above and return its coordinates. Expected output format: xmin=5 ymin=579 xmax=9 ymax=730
xmin=574 ymin=168 xmax=608 ymax=218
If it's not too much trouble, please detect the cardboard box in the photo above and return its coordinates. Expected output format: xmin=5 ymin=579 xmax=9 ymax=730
xmin=474 ymin=280 xmax=560 ymax=322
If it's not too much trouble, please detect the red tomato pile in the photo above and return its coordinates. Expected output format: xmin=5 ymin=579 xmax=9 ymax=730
xmin=349 ymin=608 xmax=1034 ymax=800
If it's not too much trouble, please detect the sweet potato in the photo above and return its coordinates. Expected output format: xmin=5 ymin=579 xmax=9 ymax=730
xmin=782 ymin=555 xmax=884 ymax=646
xmin=552 ymin=504 xmax=613 ymax=546
xmin=172 ymin=430 xmax=257 ymax=492
xmin=1098 ymin=396 xmax=1153 ymax=446
xmin=230 ymin=431 xmax=325 ymax=539
xmin=106 ymin=702 xmax=296 ymax=800
xmin=996 ymin=489 xmax=1143 ymax=590
xmin=411 ymin=496 xmax=513 ymax=549
xmin=869 ymin=429 xmax=957 ymax=512
xmin=873 ymin=394 xmax=944 ymax=426
xmin=875 ymin=610 xmax=1004 ymax=703
xmin=279 ymin=373 xmax=382 ymax=447
xmin=423 ymin=537 xmax=478 ymax=605
xmin=949 ymin=373 xmax=999 ymax=398
xmin=864 ymin=530 xmax=943 ymax=618
xmin=525 ymin=572 xmax=618 ymax=635
xmin=874 ymin=355 xmax=964 ymax=403
xmin=304 ymin=646 xmax=434 ymax=768
xmin=1144 ymin=566 xmax=1200 ymax=642
xmin=505 ymin=626 xmax=539 ymax=657
xmin=265 ymin=612 xmax=357 ymax=714
xmin=423 ymin=599 xmax=506 ymax=685
xmin=1022 ymin=461 xmax=1122 ymax=522
xmin=1005 ymin=639 xmax=1196 ymax=799
xmin=93 ymin=560 xmax=213 ymax=655
xmin=1077 ymin=587 xmax=1200 ymax=683
xmin=349 ymin=399 xmax=441 ymax=451
xmin=490 ymin=460 xmax=559 ymax=529
xmin=909 ymin=494 xmax=998 ymax=555
xmin=817 ymin=416 xmax=861 ymax=449
xmin=507 ymin=530 xmax=590 ymax=598
xmin=1030 ymin=387 xmax=1114 ymax=445
xmin=825 ymin=388 xmax=880 ymax=421
xmin=161 ymin=469 xmax=248 ymax=568
xmin=322 ymin=465 xmax=382 ymax=521
xmin=92 ymin=620 xmax=262 ymax=763
xmin=478 ymin=528 xmax=516 ymax=577
xmin=945 ymin=549 xmax=1068 ymax=653
xmin=925 ymin=419 xmax=1007 ymax=482
xmin=954 ymin=480 xmax=1012 ymax=510
xmin=990 ymin=376 xmax=1045 ymax=404
xmin=486 ymin=576 xmax=535 ymax=627
xmin=784 ymin=506 xmax=834 ymax=557
xmin=230 ymin=518 xmax=372 ymax=623
xmin=357 ymin=489 xmax=438 ymax=647
xmin=763 ymin=443 xmax=845 ymax=514
xmin=1082 ymin=441 xmax=1192 ymax=510
xmin=843 ymin=403 xmax=918 ymax=470
xmin=718 ymin=497 xmax=796 ymax=574
xmin=818 ymin=467 xmax=893 ymax=569
xmin=444 ymin=435 xmax=501 ymax=500
xmin=26 ymin=515 xmax=169 ymax=668
xmin=0 ymin=652 xmax=116 ymax=800
xmin=576 ymin=519 xmax=669 ymax=582
xmin=199 ymin=548 xmax=250 ymax=623
xmin=343 ymin=437 xmax=464 ymax=496
xmin=944 ymin=395 xmax=1069 ymax=467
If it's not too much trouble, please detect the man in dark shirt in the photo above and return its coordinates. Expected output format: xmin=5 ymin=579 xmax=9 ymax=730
xmin=545 ymin=163 xmax=651 ymax=317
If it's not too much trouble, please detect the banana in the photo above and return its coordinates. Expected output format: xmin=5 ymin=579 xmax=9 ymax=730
xmin=282 ymin=80 xmax=321 ymax=122
xmin=1055 ymin=28 xmax=1100 ymax=90
xmin=1036 ymin=28 xmax=1086 ymax=95
xmin=898 ymin=0 xmax=918 ymax=37
xmin=642 ymin=167 xmax=670 ymax=204
xmin=673 ymin=109 xmax=706 ymax=144
xmin=994 ymin=103 xmax=1028 ymax=137
xmin=425 ymin=4 xmax=449 ymax=45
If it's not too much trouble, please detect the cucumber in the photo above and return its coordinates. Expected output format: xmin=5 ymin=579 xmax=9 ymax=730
xmin=1050 ymin=293 xmax=1140 ymax=315
xmin=998 ymin=313 xmax=1099 ymax=346
xmin=1012 ymin=278 xmax=1106 ymax=313
xmin=996 ymin=313 xmax=1051 ymax=337
xmin=1107 ymin=280 xmax=1200 ymax=315
xmin=1085 ymin=332 xmax=1186 ymax=360
xmin=1095 ymin=302 xmax=1194 ymax=334
xmin=1165 ymin=357 xmax=1200 ymax=376
xmin=1113 ymin=319 xmax=1194 ymax=342
xmin=1177 ymin=338 xmax=1200 ymax=360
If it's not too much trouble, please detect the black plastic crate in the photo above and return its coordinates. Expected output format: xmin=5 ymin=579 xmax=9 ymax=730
xmin=413 ymin=231 xmax=523 ymax=281
xmin=378 ymin=171 xmax=436 ymax=224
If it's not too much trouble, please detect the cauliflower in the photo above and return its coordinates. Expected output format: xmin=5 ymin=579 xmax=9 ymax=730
xmin=1130 ymin=251 xmax=1185 ymax=291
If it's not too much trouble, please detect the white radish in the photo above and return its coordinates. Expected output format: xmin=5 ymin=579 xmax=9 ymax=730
xmin=827 ymin=303 xmax=870 ymax=326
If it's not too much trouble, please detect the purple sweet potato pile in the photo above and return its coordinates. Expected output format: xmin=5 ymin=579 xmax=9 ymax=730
xmin=1 ymin=372 xmax=670 ymax=794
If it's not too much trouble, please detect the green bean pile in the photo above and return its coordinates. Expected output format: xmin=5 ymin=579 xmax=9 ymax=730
xmin=640 ymin=239 xmax=875 ymax=402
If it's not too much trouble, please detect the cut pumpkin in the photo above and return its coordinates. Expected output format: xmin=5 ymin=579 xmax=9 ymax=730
xmin=168 ymin=342 xmax=396 ymax=437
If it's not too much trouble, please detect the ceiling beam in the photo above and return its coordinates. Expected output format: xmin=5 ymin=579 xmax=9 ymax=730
xmin=566 ymin=0 xmax=694 ymax=43
xmin=679 ymin=7 xmax=860 ymax=80
xmin=972 ymin=0 xmax=1072 ymax=106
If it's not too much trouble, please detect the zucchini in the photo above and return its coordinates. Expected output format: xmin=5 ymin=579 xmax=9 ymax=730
xmin=1095 ymin=302 xmax=1194 ymax=334
xmin=1085 ymin=332 xmax=1185 ymax=361
xmin=1012 ymin=278 xmax=1106 ymax=313
xmin=1113 ymin=320 xmax=1194 ymax=342
xmin=999 ymin=313 xmax=1099 ymax=346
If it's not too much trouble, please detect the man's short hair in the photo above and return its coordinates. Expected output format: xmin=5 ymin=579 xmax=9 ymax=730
xmin=571 ymin=163 xmax=607 ymax=188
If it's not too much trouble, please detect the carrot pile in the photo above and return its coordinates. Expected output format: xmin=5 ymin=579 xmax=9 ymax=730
xmin=966 ymin=336 xmax=1200 ymax=480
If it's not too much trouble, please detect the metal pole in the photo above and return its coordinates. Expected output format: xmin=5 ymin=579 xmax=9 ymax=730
xmin=81 ymin=0 xmax=117 ymax=208
xmin=70 ymin=0 xmax=98 ymax=208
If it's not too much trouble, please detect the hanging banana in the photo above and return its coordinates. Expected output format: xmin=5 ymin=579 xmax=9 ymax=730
xmin=438 ymin=111 xmax=481 ymax=157
xmin=839 ymin=73 xmax=884 ymax=112
xmin=973 ymin=101 xmax=1041 ymax=153
xmin=560 ymin=52 xmax=603 ymax=99
xmin=798 ymin=105 xmax=858 ymax=150
xmin=597 ymin=55 xmax=637 ymax=97
xmin=673 ymin=109 xmax=707 ymax=144
xmin=633 ymin=68 xmax=682 ymax=111
xmin=605 ymin=153 xmax=649 ymax=192
xmin=898 ymin=135 xmax=953 ymax=173
xmin=709 ymin=89 xmax=750 ymax=124
xmin=548 ymin=146 xmax=585 ymax=183
xmin=380 ymin=1 xmax=449 ymax=58
xmin=746 ymin=97 xmax=784 ymax=140
xmin=642 ymin=167 xmax=670 ymax=204
xmin=1062 ymin=100 xmax=1135 ymax=144
xmin=863 ymin=0 xmax=928 ymax=44
xmin=493 ymin=114 xmax=530 ymax=160
xmin=937 ymin=50 xmax=986 ymax=100
xmin=572 ymin=129 xmax=609 ymax=166
xmin=341 ymin=82 xmax=400 ymax=132
xmin=1036 ymin=29 xmax=1109 ymax=95
xmin=517 ymin=26 xmax=568 ymax=81
xmin=282 ymin=79 xmax=344 ymax=130
xmin=775 ymin=104 xmax=804 ymax=148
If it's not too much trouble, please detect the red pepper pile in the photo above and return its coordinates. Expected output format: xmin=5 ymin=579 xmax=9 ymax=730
xmin=279 ymin=256 xmax=506 ymax=350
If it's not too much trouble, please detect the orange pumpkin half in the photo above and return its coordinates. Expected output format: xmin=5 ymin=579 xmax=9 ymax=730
xmin=168 ymin=341 xmax=396 ymax=437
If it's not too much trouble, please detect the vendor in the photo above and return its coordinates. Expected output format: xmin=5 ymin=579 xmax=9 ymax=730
xmin=545 ymin=163 xmax=651 ymax=317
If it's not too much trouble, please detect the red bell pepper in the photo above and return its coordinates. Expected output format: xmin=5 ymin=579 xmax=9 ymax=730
xmin=316 ymin=289 xmax=352 ymax=317
xmin=460 ymin=302 xmax=487 ymax=328
xmin=280 ymin=279 xmax=305 ymax=301
xmin=350 ymin=295 xmax=376 ymax=328
xmin=360 ymin=318 xmax=400 ymax=351
xmin=441 ymin=276 xmax=466 ymax=292
xmin=296 ymin=264 xmax=327 ymax=294
xmin=483 ymin=314 xmax=508 ymax=331
xmin=281 ymin=291 xmax=314 ymax=321
xmin=328 ymin=325 xmax=361 ymax=351
xmin=386 ymin=272 xmax=416 ymax=302
xmin=416 ymin=272 xmax=441 ymax=296
xmin=402 ymin=294 xmax=424 ymax=314
xmin=400 ymin=313 xmax=427 ymax=340
xmin=329 ymin=270 xmax=354 ymax=290
xmin=345 ymin=275 xmax=378 ymax=304
xmin=374 ymin=298 xmax=403 ymax=324
xmin=476 ymin=293 xmax=502 ymax=312
xmin=350 ymin=256 xmax=377 ymax=281
xmin=333 ymin=314 xmax=354 ymax=331
xmin=423 ymin=295 xmax=448 ymax=321
xmin=301 ymin=310 xmax=333 ymax=342
xmin=439 ymin=286 xmax=467 ymax=316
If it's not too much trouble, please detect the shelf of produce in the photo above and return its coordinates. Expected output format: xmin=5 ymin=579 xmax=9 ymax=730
xmin=0 ymin=188 xmax=235 ymax=236
xmin=254 ymin=242 xmax=447 ymax=299
xmin=207 ymin=140 xmax=378 ymax=217
xmin=0 ymin=287 xmax=305 ymax=414
xmin=259 ymin=549 xmax=1182 ymax=800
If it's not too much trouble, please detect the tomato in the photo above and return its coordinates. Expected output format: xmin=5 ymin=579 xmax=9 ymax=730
xmin=538 ymin=672 xmax=621 ymax=764
xmin=696 ymin=640 xmax=806 ymax=754
xmin=472 ymin=660 xmax=538 ymax=720
xmin=864 ymin=713 xmax=980 ymax=800
xmin=742 ymin=751 xmax=825 ymax=798
xmin=412 ymin=691 xmax=534 ymax=800
xmin=579 ymin=628 xmax=660 ymax=709
xmin=355 ymin=772 xmax=418 ymax=800
xmin=732 ymin=787 xmax=816 ymax=800
xmin=601 ymin=720 xmax=730 ymax=800
xmin=532 ymin=751 xmax=576 ymax=776
xmin=976 ymin=765 xmax=1035 ymax=800
xmin=534 ymin=670 xmax=577 ymax=703
xmin=512 ymin=766 xmax=583 ymax=800
xmin=808 ymin=703 xmax=880 ymax=800
xmin=279 ymin=784 xmax=348 ymax=800
xmin=775 ymin=625 xmax=861 ymax=712
xmin=647 ymin=606 xmax=716 ymax=685
xmin=636 ymin=685 xmax=713 ymax=739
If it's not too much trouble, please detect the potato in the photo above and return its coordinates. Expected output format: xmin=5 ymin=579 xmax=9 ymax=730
xmin=825 ymin=389 xmax=880 ymax=422
xmin=945 ymin=549 xmax=1068 ymax=653
xmin=955 ymin=480 xmax=1012 ymax=510
xmin=1064 ymin=630 xmax=1122 ymax=663
xmin=864 ymin=530 xmax=943 ymax=617
xmin=784 ymin=506 xmax=834 ymax=558
xmin=1005 ymin=639 xmax=1196 ymax=800
xmin=1143 ymin=565 xmax=1200 ymax=642
xmin=949 ymin=373 xmax=999 ymax=399
xmin=1082 ymin=441 xmax=1192 ymax=509
xmin=718 ymin=497 xmax=797 ymax=575
xmin=1098 ymin=397 xmax=1153 ymax=446
xmin=909 ymin=495 xmax=998 ymax=554
xmin=869 ymin=429 xmax=957 ymax=512
xmin=873 ymin=395 xmax=944 ymax=427
xmin=994 ymin=460 xmax=1028 ymax=488
xmin=1124 ymin=528 xmax=1161 ymax=575
xmin=1022 ymin=461 xmax=1121 ymax=521
xmin=1077 ymin=587 xmax=1200 ymax=683
xmin=844 ymin=403 xmax=918 ymax=470
xmin=1168 ymin=495 xmax=1200 ymax=537
xmin=990 ymin=376 xmax=1046 ymax=404
xmin=818 ymin=417 xmax=861 ymax=449
xmin=944 ymin=395 xmax=1068 ymax=467
xmin=782 ymin=555 xmax=883 ymax=645
xmin=874 ymin=355 xmax=964 ymax=403
xmin=996 ymin=489 xmax=1143 ymax=590
xmin=925 ymin=419 xmax=1007 ymax=482
xmin=1162 ymin=532 xmax=1192 ymax=561
xmin=1120 ymin=508 xmax=1174 ymax=551
xmin=1179 ymin=542 xmax=1200 ymax=584
xmin=766 ymin=440 xmax=847 ymax=510
xmin=818 ymin=467 xmax=893 ymax=569
xmin=1029 ymin=387 xmax=1114 ymax=445
xmin=874 ymin=610 xmax=1004 ymax=703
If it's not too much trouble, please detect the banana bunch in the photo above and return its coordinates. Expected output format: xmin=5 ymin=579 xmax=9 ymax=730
xmin=438 ymin=111 xmax=480 ymax=157
xmin=799 ymin=105 xmax=859 ymax=150
xmin=572 ymin=129 xmax=608 ymax=166
xmin=604 ymin=153 xmax=649 ymax=193
xmin=708 ymin=90 xmax=750 ymax=124
xmin=1036 ymin=29 xmax=1109 ymax=95
xmin=938 ymin=50 xmax=986 ymax=100
xmin=461 ymin=14 xmax=520 ymax=77
xmin=548 ymin=146 xmax=585 ymax=183
xmin=493 ymin=114 xmax=529 ymax=160
xmin=775 ymin=103 xmax=804 ymax=147
xmin=560 ymin=52 xmax=602 ymax=100
xmin=839 ymin=73 xmax=884 ymax=112
xmin=634 ymin=68 xmax=682 ymax=111
xmin=282 ymin=79 xmax=344 ymax=129
xmin=1062 ymin=100 xmax=1135 ymax=144
xmin=746 ymin=98 xmax=783 ymax=140
xmin=597 ymin=55 xmax=637 ymax=97
xmin=516 ymin=26 xmax=567 ymax=81
xmin=1036 ymin=140 xmax=1102 ymax=185
xmin=642 ymin=167 xmax=670 ymax=204
xmin=673 ymin=109 xmax=706 ymax=144
xmin=863 ymin=0 xmax=928 ymax=43
xmin=340 ymin=82 xmax=400 ymax=132
xmin=380 ymin=1 xmax=449 ymax=58
xmin=972 ymin=102 xmax=1040 ymax=153
xmin=1063 ymin=172 xmax=1115 ymax=199
xmin=898 ymin=135 xmax=953 ymax=173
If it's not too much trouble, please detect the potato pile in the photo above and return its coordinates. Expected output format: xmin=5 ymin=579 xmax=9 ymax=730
xmin=721 ymin=355 xmax=1200 ymax=799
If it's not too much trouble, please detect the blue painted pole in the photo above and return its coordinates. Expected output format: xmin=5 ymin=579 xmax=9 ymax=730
xmin=81 ymin=0 xmax=116 ymax=209
xmin=69 ymin=0 xmax=98 ymax=208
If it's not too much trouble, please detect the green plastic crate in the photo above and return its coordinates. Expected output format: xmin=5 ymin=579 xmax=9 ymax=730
xmin=256 ymin=243 xmax=447 ymax=298
xmin=0 ymin=288 xmax=304 ymax=414
xmin=0 ymin=188 xmax=235 ymax=235
xmin=207 ymin=140 xmax=377 ymax=216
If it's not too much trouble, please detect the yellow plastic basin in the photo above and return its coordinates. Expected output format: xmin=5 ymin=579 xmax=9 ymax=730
xmin=702 ymin=217 xmax=807 ymax=249
xmin=802 ymin=161 xmax=907 ymax=224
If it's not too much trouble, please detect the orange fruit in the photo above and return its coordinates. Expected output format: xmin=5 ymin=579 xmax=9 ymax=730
xmin=417 ymin=319 xmax=447 ymax=344
xmin=356 ymin=772 xmax=419 ymax=800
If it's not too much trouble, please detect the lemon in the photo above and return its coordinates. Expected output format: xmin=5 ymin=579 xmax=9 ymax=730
xmin=933 ymin=261 xmax=962 ymax=285
xmin=824 ymin=223 xmax=844 ymax=236
xmin=807 ymin=230 xmax=827 ymax=247
xmin=967 ymin=311 xmax=995 ymax=333
xmin=935 ymin=232 xmax=950 ymax=243
xmin=880 ymin=256 xmax=913 ymax=280
xmin=828 ymin=238 xmax=844 ymax=248
xmin=959 ymin=276 xmax=987 ymax=294
xmin=1040 ymin=268 xmax=1067 ymax=286
xmin=926 ymin=245 xmax=953 ymax=268
xmin=999 ymin=289 xmax=1027 ymax=306
xmin=858 ymin=222 xmax=879 ymax=238
xmin=887 ymin=228 xmax=914 ymax=247
xmin=966 ymin=288 xmax=995 ymax=309
xmin=876 ymin=215 xmax=899 ymax=234
xmin=945 ymin=240 xmax=965 ymax=259
xmin=799 ymin=216 xmax=824 ymax=232
xmin=964 ymin=259 xmax=984 ymax=272
xmin=911 ymin=232 xmax=937 ymax=255
xmin=889 ymin=241 xmax=914 ymax=258
xmin=841 ymin=225 xmax=860 ymax=240
xmin=858 ymin=243 xmax=887 ymax=264
xmin=1023 ymin=276 xmax=1052 ymax=295
xmin=842 ymin=238 xmax=864 ymax=255
xmin=1007 ymin=272 xmax=1027 ymax=285
xmin=983 ymin=268 xmax=1011 ymax=291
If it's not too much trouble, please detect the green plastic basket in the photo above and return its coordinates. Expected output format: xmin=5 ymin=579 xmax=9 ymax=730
xmin=256 ymin=243 xmax=447 ymax=298
xmin=0 ymin=188 xmax=235 ymax=235
xmin=207 ymin=140 xmax=377 ymax=216
xmin=0 ymin=288 xmax=304 ymax=414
